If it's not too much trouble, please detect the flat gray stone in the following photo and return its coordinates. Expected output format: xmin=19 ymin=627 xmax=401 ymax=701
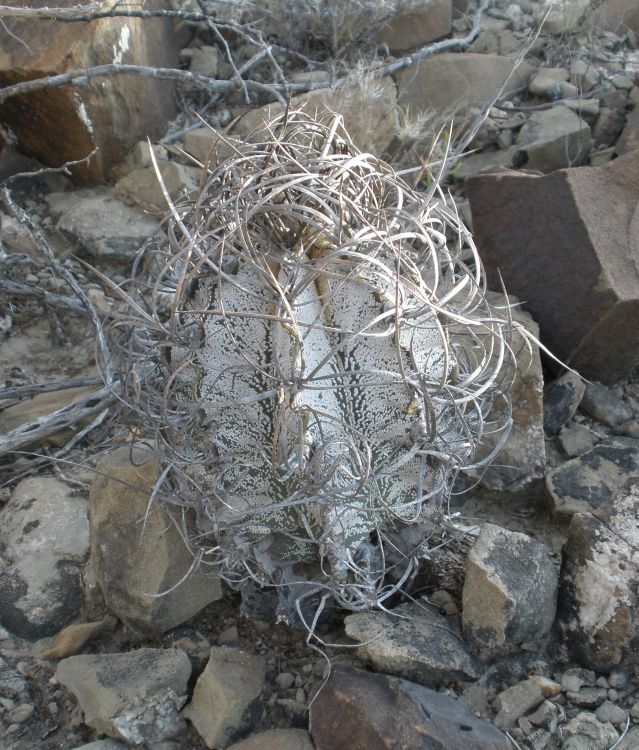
xmin=344 ymin=604 xmax=477 ymax=687
xmin=515 ymin=106 xmax=591 ymax=172
xmin=494 ymin=679 xmax=545 ymax=729
xmin=580 ymin=381 xmax=634 ymax=427
xmin=55 ymin=648 xmax=191 ymax=745
xmin=56 ymin=189 xmax=159 ymax=261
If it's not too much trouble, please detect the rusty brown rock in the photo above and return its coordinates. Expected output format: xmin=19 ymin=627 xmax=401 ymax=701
xmin=375 ymin=0 xmax=452 ymax=52
xmin=310 ymin=664 xmax=512 ymax=750
xmin=0 ymin=0 xmax=178 ymax=183
xmin=466 ymin=151 xmax=639 ymax=383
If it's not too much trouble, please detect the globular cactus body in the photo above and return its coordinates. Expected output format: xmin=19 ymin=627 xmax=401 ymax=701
xmin=114 ymin=111 xmax=519 ymax=623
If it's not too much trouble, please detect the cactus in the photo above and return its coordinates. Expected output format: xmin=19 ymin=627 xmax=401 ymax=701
xmin=112 ymin=111 xmax=523 ymax=626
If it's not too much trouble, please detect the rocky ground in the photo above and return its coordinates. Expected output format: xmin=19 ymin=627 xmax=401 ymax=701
xmin=1 ymin=0 xmax=639 ymax=749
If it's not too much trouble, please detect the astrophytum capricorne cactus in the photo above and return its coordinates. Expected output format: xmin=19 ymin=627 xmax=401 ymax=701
xmin=113 ymin=110 xmax=522 ymax=627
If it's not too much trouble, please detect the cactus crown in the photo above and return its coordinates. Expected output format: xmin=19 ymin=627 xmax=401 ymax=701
xmin=111 ymin=111 xmax=521 ymax=624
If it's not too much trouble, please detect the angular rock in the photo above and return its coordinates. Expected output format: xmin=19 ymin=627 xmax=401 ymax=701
xmin=234 ymin=77 xmax=399 ymax=157
xmin=117 ymin=161 xmax=201 ymax=214
xmin=72 ymin=742 xmax=128 ymax=750
xmin=56 ymin=189 xmax=159 ymax=262
xmin=0 ymin=1 xmax=178 ymax=183
xmin=546 ymin=437 xmax=639 ymax=518
xmin=570 ymin=60 xmax=601 ymax=94
xmin=183 ymin=647 xmax=266 ymax=749
xmin=310 ymin=664 xmax=511 ymax=750
xmin=515 ymin=107 xmax=591 ymax=172
xmin=556 ymin=481 xmax=639 ymax=671
xmin=494 ymin=678 xmax=545 ymax=729
xmin=375 ymin=0 xmax=452 ymax=51
xmin=344 ymin=604 xmax=477 ymax=687
xmin=462 ymin=523 xmax=557 ymax=655
xmin=89 ymin=446 xmax=222 ymax=634
xmin=466 ymin=150 xmax=639 ymax=383
xmin=528 ymin=68 xmax=570 ymax=99
xmin=534 ymin=0 xmax=591 ymax=34
xmin=563 ymin=712 xmax=619 ymax=750
xmin=55 ymin=648 xmax=191 ymax=744
xmin=558 ymin=423 xmax=595 ymax=458
xmin=544 ymin=371 xmax=586 ymax=435
xmin=0 ymin=476 xmax=88 ymax=639
xmin=473 ymin=297 xmax=545 ymax=490
xmin=593 ymin=107 xmax=627 ymax=148
xmin=227 ymin=729 xmax=314 ymax=750
xmin=580 ymin=381 xmax=634 ymax=427
xmin=396 ymin=53 xmax=534 ymax=118
xmin=616 ymin=105 xmax=639 ymax=155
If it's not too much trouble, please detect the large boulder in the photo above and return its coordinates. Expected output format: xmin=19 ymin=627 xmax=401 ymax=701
xmin=310 ymin=664 xmax=512 ymax=750
xmin=395 ymin=53 xmax=534 ymax=117
xmin=0 ymin=0 xmax=178 ymax=183
xmin=466 ymin=151 xmax=639 ymax=383
xmin=89 ymin=446 xmax=222 ymax=633
xmin=0 ymin=476 xmax=89 ymax=639
xmin=555 ymin=481 xmax=639 ymax=671
xmin=462 ymin=523 xmax=558 ymax=656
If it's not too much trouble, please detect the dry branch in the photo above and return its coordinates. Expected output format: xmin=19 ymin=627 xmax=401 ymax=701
xmin=0 ymin=276 xmax=90 ymax=316
xmin=0 ymin=374 xmax=102 ymax=401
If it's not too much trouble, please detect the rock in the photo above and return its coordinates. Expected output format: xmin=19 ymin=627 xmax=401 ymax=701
xmin=570 ymin=60 xmax=601 ymax=93
xmin=89 ymin=446 xmax=222 ymax=634
xmin=71 ymin=741 xmax=128 ymax=750
xmin=0 ymin=213 xmax=38 ymax=256
xmin=473 ymin=297 xmax=545 ymax=490
xmin=310 ymin=664 xmax=511 ymax=750
xmin=494 ymin=679 xmax=545 ymax=729
xmin=396 ymin=53 xmax=534 ymax=118
xmin=546 ymin=437 xmax=639 ymax=518
xmin=567 ymin=687 xmax=608 ymax=708
xmin=534 ymin=0 xmax=591 ymax=34
xmin=565 ymin=97 xmax=601 ymax=122
xmin=183 ymin=127 xmax=243 ymax=166
xmin=183 ymin=647 xmax=266 ymax=749
xmin=227 ymin=729 xmax=314 ymax=750
xmin=580 ymin=381 xmax=634 ymax=427
xmin=116 ymin=161 xmax=201 ymax=214
xmin=529 ymin=68 xmax=570 ymax=99
xmin=467 ymin=28 xmax=523 ymax=56
xmin=593 ymin=0 xmax=639 ymax=35
xmin=344 ymin=604 xmax=477 ymax=687
xmin=41 ymin=618 xmax=113 ymax=660
xmin=183 ymin=45 xmax=218 ymax=78
xmin=0 ymin=476 xmax=88 ymax=639
xmin=233 ymin=77 xmax=399 ymax=157
xmin=544 ymin=371 xmax=586 ymax=435
xmin=462 ymin=523 xmax=557 ymax=655
xmin=616 ymin=727 xmax=639 ymax=750
xmin=616 ymin=105 xmax=639 ymax=154
xmin=375 ymin=0 xmax=452 ymax=51
xmin=55 ymin=189 xmax=159 ymax=261
xmin=466 ymin=150 xmax=639 ymax=383
xmin=0 ymin=656 xmax=27 ymax=698
xmin=562 ymin=712 xmax=619 ymax=750
xmin=556 ymin=481 xmax=639 ymax=671
xmin=55 ymin=648 xmax=191 ymax=744
xmin=558 ymin=423 xmax=596 ymax=458
xmin=589 ymin=146 xmax=616 ymax=166
xmin=515 ymin=107 xmax=591 ymax=172
xmin=0 ymin=1 xmax=178 ymax=183
xmin=593 ymin=107 xmax=627 ymax=148
xmin=453 ymin=146 xmax=520 ymax=181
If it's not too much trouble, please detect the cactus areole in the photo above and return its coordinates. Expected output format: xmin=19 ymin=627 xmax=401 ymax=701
xmin=115 ymin=111 xmax=519 ymax=626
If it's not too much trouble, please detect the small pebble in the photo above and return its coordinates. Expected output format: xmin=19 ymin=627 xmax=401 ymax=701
xmin=561 ymin=674 xmax=584 ymax=693
xmin=217 ymin=625 xmax=238 ymax=645
xmin=275 ymin=672 xmax=295 ymax=690
xmin=6 ymin=703 xmax=34 ymax=724
xmin=608 ymin=671 xmax=629 ymax=690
